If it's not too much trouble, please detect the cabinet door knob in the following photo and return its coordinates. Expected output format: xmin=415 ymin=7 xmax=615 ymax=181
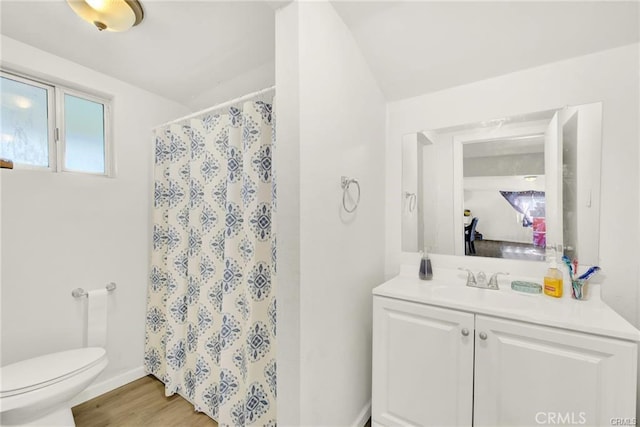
xmin=479 ymin=332 xmax=488 ymax=340
xmin=461 ymin=328 xmax=470 ymax=336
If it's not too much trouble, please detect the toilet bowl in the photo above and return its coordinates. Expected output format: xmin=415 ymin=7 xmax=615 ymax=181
xmin=0 ymin=347 xmax=108 ymax=426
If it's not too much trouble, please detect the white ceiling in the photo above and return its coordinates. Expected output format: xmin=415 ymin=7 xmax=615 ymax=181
xmin=331 ymin=0 xmax=640 ymax=101
xmin=1 ymin=1 xmax=638 ymax=110
xmin=0 ymin=0 xmax=276 ymax=110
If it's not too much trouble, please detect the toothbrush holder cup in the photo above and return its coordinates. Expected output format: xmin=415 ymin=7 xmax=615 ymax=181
xmin=571 ymin=279 xmax=589 ymax=300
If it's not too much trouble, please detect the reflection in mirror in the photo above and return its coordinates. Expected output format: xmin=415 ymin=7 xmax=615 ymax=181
xmin=401 ymin=132 xmax=429 ymax=252
xmin=462 ymin=134 xmax=547 ymax=261
xmin=401 ymin=103 xmax=602 ymax=265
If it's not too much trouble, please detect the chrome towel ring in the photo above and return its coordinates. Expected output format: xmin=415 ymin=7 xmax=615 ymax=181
xmin=341 ymin=176 xmax=361 ymax=213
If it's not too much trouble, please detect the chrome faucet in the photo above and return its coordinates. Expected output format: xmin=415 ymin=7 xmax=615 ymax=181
xmin=486 ymin=272 xmax=509 ymax=289
xmin=459 ymin=268 xmax=509 ymax=290
xmin=459 ymin=268 xmax=477 ymax=287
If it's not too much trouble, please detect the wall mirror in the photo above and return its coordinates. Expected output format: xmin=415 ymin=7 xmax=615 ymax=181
xmin=401 ymin=102 xmax=602 ymax=265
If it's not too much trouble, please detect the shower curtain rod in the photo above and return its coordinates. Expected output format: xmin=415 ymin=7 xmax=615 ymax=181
xmin=156 ymin=85 xmax=276 ymax=128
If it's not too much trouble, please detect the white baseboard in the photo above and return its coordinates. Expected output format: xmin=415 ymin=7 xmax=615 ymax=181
xmin=352 ymin=401 xmax=371 ymax=427
xmin=69 ymin=365 xmax=146 ymax=407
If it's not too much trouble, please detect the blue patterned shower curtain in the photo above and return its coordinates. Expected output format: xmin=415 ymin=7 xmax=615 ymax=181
xmin=144 ymin=99 xmax=276 ymax=426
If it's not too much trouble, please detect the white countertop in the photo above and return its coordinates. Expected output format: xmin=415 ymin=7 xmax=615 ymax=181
xmin=373 ymin=266 xmax=640 ymax=342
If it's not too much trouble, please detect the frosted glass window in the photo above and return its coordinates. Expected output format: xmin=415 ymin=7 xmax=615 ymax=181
xmin=0 ymin=76 xmax=50 ymax=167
xmin=0 ymin=71 xmax=110 ymax=174
xmin=64 ymin=94 xmax=105 ymax=173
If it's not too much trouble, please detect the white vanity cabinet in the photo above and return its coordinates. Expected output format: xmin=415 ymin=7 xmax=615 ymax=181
xmin=473 ymin=315 xmax=637 ymax=427
xmin=373 ymin=295 xmax=638 ymax=427
xmin=372 ymin=297 xmax=475 ymax=426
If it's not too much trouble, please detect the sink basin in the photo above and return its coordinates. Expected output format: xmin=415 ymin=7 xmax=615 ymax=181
xmin=429 ymin=285 xmax=535 ymax=310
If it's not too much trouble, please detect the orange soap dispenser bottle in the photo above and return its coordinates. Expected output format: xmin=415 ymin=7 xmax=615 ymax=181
xmin=544 ymin=256 xmax=563 ymax=298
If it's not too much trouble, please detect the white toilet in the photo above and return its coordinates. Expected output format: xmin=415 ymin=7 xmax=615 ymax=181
xmin=0 ymin=347 xmax=108 ymax=426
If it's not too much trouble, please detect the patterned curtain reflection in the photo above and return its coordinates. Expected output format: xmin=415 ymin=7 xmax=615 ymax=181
xmin=144 ymin=99 xmax=276 ymax=426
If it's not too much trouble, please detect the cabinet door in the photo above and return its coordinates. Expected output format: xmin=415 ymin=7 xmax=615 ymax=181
xmin=474 ymin=315 xmax=637 ymax=426
xmin=372 ymin=297 xmax=474 ymax=427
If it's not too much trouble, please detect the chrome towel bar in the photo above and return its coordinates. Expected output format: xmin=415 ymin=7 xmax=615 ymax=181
xmin=72 ymin=282 xmax=117 ymax=298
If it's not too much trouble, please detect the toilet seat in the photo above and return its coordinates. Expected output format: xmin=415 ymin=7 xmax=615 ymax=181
xmin=0 ymin=347 xmax=107 ymax=398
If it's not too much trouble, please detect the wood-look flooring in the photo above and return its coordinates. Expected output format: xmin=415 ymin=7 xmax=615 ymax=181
xmin=73 ymin=374 xmax=374 ymax=427
xmin=72 ymin=375 xmax=217 ymax=427
xmin=471 ymin=239 xmax=545 ymax=261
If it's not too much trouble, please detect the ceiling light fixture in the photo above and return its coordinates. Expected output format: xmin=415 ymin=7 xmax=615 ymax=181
xmin=524 ymin=175 xmax=538 ymax=182
xmin=67 ymin=0 xmax=144 ymax=32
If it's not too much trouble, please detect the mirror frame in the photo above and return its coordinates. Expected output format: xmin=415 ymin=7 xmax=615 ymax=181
xmin=402 ymin=103 xmax=603 ymax=265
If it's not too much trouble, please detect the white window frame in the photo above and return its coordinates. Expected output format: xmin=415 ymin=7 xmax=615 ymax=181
xmin=1 ymin=69 xmax=113 ymax=176
xmin=0 ymin=71 xmax=56 ymax=171
xmin=57 ymin=87 xmax=112 ymax=175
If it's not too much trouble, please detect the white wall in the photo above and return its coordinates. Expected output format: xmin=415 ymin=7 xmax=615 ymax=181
xmin=0 ymin=36 xmax=189 ymax=395
xmin=276 ymin=1 xmax=386 ymax=425
xmin=187 ymin=60 xmax=275 ymax=111
xmin=274 ymin=2 xmax=301 ymax=424
xmin=386 ymin=43 xmax=640 ymax=326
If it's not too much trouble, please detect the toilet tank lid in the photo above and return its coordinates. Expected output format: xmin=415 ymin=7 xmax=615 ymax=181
xmin=0 ymin=347 xmax=107 ymax=395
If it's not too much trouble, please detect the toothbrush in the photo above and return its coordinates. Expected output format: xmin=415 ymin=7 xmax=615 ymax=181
xmin=572 ymin=258 xmax=578 ymax=277
xmin=562 ymin=255 xmax=574 ymax=281
xmin=578 ymin=266 xmax=601 ymax=281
